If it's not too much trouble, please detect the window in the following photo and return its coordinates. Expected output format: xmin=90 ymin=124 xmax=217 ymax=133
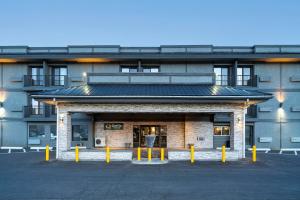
xmin=29 ymin=125 xmax=46 ymax=138
xmin=121 ymin=66 xmax=138 ymax=73
xmin=30 ymin=66 xmax=44 ymax=86
xmin=214 ymin=125 xmax=230 ymax=136
xmin=121 ymin=65 xmax=160 ymax=73
xmin=52 ymin=67 xmax=67 ymax=86
xmin=237 ymin=66 xmax=252 ymax=86
xmin=142 ymin=66 xmax=159 ymax=73
xmin=72 ymin=125 xmax=88 ymax=141
xmin=50 ymin=125 xmax=57 ymax=140
xmin=31 ymin=98 xmax=44 ymax=115
xmin=214 ymin=66 xmax=229 ymax=86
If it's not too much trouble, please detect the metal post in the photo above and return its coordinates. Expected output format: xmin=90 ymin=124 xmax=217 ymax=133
xmin=252 ymin=145 xmax=256 ymax=162
xmin=137 ymin=147 xmax=141 ymax=161
xmin=45 ymin=145 xmax=49 ymax=161
xmin=161 ymin=148 xmax=164 ymax=161
xmin=106 ymin=146 xmax=110 ymax=163
xmin=190 ymin=145 xmax=194 ymax=164
xmin=148 ymin=148 xmax=151 ymax=161
xmin=222 ymin=145 xmax=226 ymax=163
xmin=75 ymin=146 xmax=79 ymax=163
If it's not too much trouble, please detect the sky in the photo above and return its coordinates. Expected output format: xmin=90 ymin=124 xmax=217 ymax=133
xmin=0 ymin=0 xmax=300 ymax=47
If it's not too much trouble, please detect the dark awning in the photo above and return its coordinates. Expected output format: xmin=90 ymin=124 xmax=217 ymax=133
xmin=31 ymin=84 xmax=273 ymax=104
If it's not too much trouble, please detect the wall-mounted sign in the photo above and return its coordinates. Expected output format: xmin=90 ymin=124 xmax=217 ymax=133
xmin=104 ymin=123 xmax=124 ymax=130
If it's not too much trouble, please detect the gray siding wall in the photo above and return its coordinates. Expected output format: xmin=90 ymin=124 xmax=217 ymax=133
xmin=0 ymin=62 xmax=299 ymax=150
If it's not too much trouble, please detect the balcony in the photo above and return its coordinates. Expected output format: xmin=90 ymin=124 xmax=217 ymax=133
xmin=24 ymin=105 xmax=56 ymax=120
xmin=24 ymin=75 xmax=68 ymax=89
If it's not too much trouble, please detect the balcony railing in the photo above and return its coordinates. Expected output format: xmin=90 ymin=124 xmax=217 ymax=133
xmin=24 ymin=105 xmax=56 ymax=118
xmin=24 ymin=75 xmax=68 ymax=87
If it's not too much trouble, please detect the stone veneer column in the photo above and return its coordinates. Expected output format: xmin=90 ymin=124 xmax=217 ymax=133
xmin=56 ymin=106 xmax=71 ymax=159
xmin=230 ymin=108 xmax=245 ymax=158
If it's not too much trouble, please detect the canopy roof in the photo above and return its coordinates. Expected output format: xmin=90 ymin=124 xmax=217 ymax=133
xmin=32 ymin=84 xmax=272 ymax=104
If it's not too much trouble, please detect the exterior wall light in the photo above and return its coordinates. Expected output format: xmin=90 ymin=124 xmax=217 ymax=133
xmin=83 ymin=72 xmax=87 ymax=77
xmin=279 ymin=102 xmax=283 ymax=108
xmin=59 ymin=114 xmax=64 ymax=123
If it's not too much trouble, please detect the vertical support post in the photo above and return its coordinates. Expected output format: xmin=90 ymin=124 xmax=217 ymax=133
xmin=222 ymin=145 xmax=226 ymax=163
xmin=148 ymin=148 xmax=152 ymax=161
xmin=137 ymin=147 xmax=141 ymax=161
xmin=75 ymin=145 xmax=79 ymax=163
xmin=45 ymin=145 xmax=49 ymax=161
xmin=161 ymin=148 xmax=164 ymax=161
xmin=252 ymin=145 xmax=256 ymax=162
xmin=106 ymin=146 xmax=110 ymax=163
xmin=190 ymin=145 xmax=194 ymax=164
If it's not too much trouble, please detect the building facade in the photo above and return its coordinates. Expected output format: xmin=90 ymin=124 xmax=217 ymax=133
xmin=0 ymin=45 xmax=299 ymax=160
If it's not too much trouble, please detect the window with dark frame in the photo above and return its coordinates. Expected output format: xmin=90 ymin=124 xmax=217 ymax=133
xmin=28 ymin=125 xmax=46 ymax=138
xmin=72 ymin=125 xmax=88 ymax=141
xmin=121 ymin=66 xmax=138 ymax=73
xmin=213 ymin=125 xmax=230 ymax=136
xmin=214 ymin=66 xmax=229 ymax=86
xmin=237 ymin=65 xmax=253 ymax=86
xmin=52 ymin=66 xmax=67 ymax=86
xmin=120 ymin=65 xmax=160 ymax=73
xmin=30 ymin=66 xmax=44 ymax=86
xmin=142 ymin=66 xmax=159 ymax=73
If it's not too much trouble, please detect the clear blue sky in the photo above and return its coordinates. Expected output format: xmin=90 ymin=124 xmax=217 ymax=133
xmin=0 ymin=0 xmax=300 ymax=46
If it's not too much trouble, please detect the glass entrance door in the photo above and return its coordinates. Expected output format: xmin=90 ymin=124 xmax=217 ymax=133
xmin=133 ymin=125 xmax=167 ymax=148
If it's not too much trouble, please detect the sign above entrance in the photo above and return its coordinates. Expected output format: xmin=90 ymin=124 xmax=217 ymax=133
xmin=104 ymin=123 xmax=124 ymax=130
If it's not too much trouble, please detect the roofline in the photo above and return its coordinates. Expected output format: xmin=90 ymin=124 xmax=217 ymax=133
xmin=32 ymin=95 xmax=272 ymax=100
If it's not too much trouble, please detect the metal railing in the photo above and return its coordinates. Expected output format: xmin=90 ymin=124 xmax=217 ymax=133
xmin=24 ymin=105 xmax=56 ymax=118
xmin=24 ymin=75 xmax=68 ymax=87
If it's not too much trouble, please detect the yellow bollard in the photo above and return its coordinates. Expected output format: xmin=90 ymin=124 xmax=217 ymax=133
xmin=75 ymin=145 xmax=79 ymax=163
xmin=137 ymin=147 xmax=141 ymax=161
xmin=45 ymin=144 xmax=49 ymax=161
xmin=221 ymin=145 xmax=226 ymax=163
xmin=148 ymin=148 xmax=152 ymax=161
xmin=190 ymin=145 xmax=195 ymax=164
xmin=252 ymin=145 xmax=257 ymax=162
xmin=106 ymin=146 xmax=110 ymax=164
xmin=161 ymin=148 xmax=164 ymax=161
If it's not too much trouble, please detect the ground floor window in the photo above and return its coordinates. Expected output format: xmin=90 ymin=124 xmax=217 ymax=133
xmin=28 ymin=124 xmax=56 ymax=146
xmin=29 ymin=125 xmax=46 ymax=138
xmin=133 ymin=125 xmax=167 ymax=148
xmin=72 ymin=125 xmax=88 ymax=141
xmin=213 ymin=124 xmax=230 ymax=148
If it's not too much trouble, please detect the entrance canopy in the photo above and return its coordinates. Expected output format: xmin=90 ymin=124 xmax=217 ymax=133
xmin=31 ymin=84 xmax=272 ymax=104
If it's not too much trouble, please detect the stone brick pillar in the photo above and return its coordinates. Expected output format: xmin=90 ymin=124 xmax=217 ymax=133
xmin=230 ymin=108 xmax=245 ymax=158
xmin=56 ymin=108 xmax=71 ymax=159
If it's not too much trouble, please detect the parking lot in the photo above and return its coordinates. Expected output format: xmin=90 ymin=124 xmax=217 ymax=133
xmin=0 ymin=151 xmax=300 ymax=200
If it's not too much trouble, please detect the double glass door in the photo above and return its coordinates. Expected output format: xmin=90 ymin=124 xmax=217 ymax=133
xmin=133 ymin=125 xmax=167 ymax=148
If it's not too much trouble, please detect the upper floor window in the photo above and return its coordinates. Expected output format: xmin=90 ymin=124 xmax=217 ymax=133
xmin=52 ymin=66 xmax=67 ymax=86
xmin=30 ymin=66 xmax=44 ymax=86
xmin=142 ymin=66 xmax=159 ymax=73
xmin=237 ymin=66 xmax=253 ymax=86
xmin=121 ymin=65 xmax=160 ymax=73
xmin=121 ymin=66 xmax=138 ymax=73
xmin=214 ymin=66 xmax=229 ymax=86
